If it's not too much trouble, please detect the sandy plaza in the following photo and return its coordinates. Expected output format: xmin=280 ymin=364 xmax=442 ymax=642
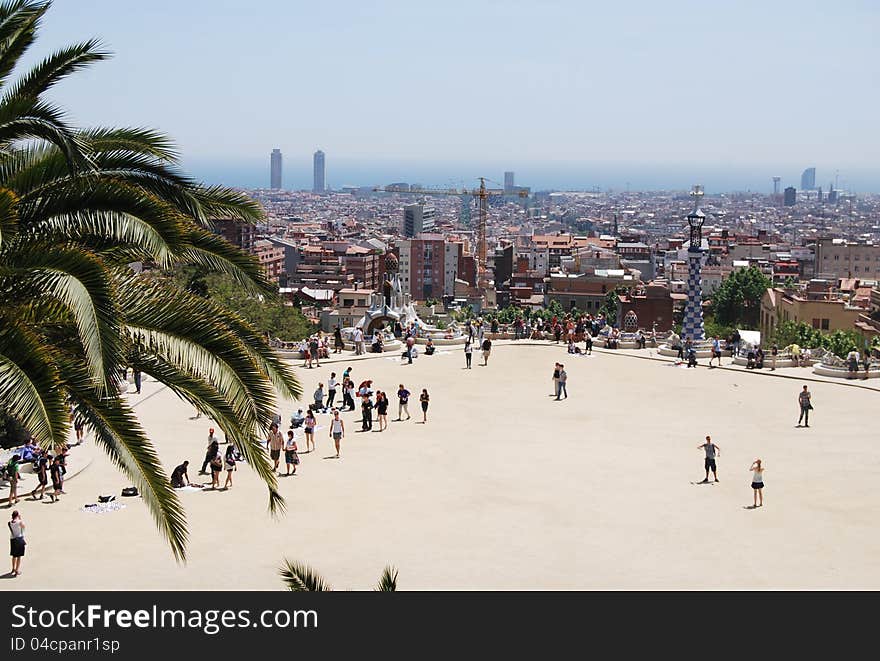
xmin=3 ymin=342 xmax=878 ymax=590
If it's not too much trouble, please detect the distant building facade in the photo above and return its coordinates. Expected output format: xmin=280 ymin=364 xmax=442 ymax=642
xmin=814 ymin=238 xmax=880 ymax=279
xmin=313 ymin=150 xmax=325 ymax=193
xmin=801 ymin=167 xmax=816 ymax=190
xmin=783 ymin=187 xmax=797 ymax=206
xmin=270 ymin=148 xmax=282 ymax=189
xmin=403 ymin=204 xmax=435 ymax=238
xmin=213 ymin=218 xmax=256 ymax=253
xmin=504 ymin=171 xmax=515 ymax=192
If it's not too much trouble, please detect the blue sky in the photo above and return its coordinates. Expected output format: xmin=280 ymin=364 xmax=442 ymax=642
xmin=28 ymin=1 xmax=880 ymax=191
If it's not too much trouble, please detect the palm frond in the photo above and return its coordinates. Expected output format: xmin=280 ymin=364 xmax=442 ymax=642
xmin=376 ymin=565 xmax=399 ymax=591
xmin=0 ymin=0 xmax=48 ymax=89
xmin=279 ymin=560 xmax=332 ymax=592
xmin=3 ymin=38 xmax=110 ymax=101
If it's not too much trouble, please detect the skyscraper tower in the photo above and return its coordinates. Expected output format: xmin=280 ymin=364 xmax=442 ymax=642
xmin=801 ymin=167 xmax=816 ymax=190
xmin=270 ymin=148 xmax=282 ymax=189
xmin=504 ymin=171 xmax=515 ymax=193
xmin=772 ymin=177 xmax=781 ymax=196
xmin=313 ymin=150 xmax=325 ymax=193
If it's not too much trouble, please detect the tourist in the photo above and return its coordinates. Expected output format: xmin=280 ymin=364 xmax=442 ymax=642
xmin=223 ymin=445 xmax=237 ymax=489
xmin=342 ymin=379 xmax=356 ymax=412
xmin=670 ymin=331 xmax=683 ymax=360
xmin=731 ymin=328 xmax=741 ymax=356
xmin=133 ymin=369 xmax=142 ymax=394
xmin=30 ymin=452 xmax=49 ymax=500
xmin=750 ymin=459 xmax=765 ymax=508
xmin=552 ymin=363 xmax=560 ymax=397
xmin=72 ymin=407 xmax=84 ymax=445
xmin=464 ymin=339 xmax=473 ymax=369
xmin=330 ymin=410 xmax=345 ymax=458
xmin=209 ymin=446 xmax=223 ymax=489
xmin=361 ymin=393 xmax=374 ymax=431
xmin=354 ymin=327 xmax=365 ymax=355
xmin=709 ymin=336 xmax=722 ymax=367
xmin=846 ymin=348 xmax=860 ymax=379
xmin=584 ymin=333 xmax=593 ymax=355
xmin=420 ymin=388 xmax=430 ymax=423
xmin=313 ymin=382 xmax=325 ymax=413
xmin=8 ymin=510 xmax=25 ymax=577
xmin=334 ymin=325 xmax=344 ymax=353
xmin=266 ymin=423 xmax=284 ymax=474
xmin=327 ymin=373 xmax=338 ymax=409
xmin=343 ymin=365 xmax=352 ymax=381
xmin=864 ymin=350 xmax=872 ymax=380
xmin=697 ymin=435 xmax=720 ymax=483
xmin=557 ymin=364 xmax=568 ymax=400
xmin=425 ymin=337 xmax=436 ymax=355
xmin=4 ymin=454 xmax=21 ymax=507
xmin=200 ymin=439 xmax=220 ymax=475
xmin=770 ymin=343 xmax=779 ymax=370
xmin=207 ymin=427 xmax=220 ymax=446
xmin=686 ymin=346 xmax=698 ymax=368
xmin=303 ymin=343 xmax=312 ymax=369
xmin=789 ymin=343 xmax=802 ymax=367
xmin=746 ymin=347 xmax=756 ymax=369
xmin=376 ymin=391 xmax=389 ymax=431
xmin=481 ymin=337 xmax=492 ymax=365
xmin=49 ymin=455 xmax=64 ymax=502
xmin=397 ymin=384 xmax=411 ymax=420
xmin=284 ymin=431 xmax=299 ymax=474
xmin=304 ymin=409 xmax=317 ymax=452
xmin=798 ymin=385 xmax=812 ymax=427
xmin=170 ymin=460 xmax=190 ymax=488
xmin=290 ymin=408 xmax=305 ymax=429
xmin=310 ymin=336 xmax=321 ymax=367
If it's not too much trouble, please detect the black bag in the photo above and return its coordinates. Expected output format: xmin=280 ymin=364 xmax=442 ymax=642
xmin=98 ymin=494 xmax=115 ymax=503
xmin=121 ymin=487 xmax=139 ymax=497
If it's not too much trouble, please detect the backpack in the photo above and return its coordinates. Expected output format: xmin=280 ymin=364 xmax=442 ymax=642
xmin=121 ymin=487 xmax=139 ymax=497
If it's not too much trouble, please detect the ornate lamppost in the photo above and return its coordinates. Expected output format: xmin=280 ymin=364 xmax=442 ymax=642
xmin=682 ymin=185 xmax=706 ymax=343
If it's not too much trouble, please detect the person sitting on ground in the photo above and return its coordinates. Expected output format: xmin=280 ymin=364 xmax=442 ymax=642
xmin=687 ymin=347 xmax=698 ymax=368
xmin=755 ymin=347 xmax=765 ymax=369
xmin=290 ymin=409 xmax=305 ymax=429
xmin=636 ymin=330 xmax=646 ymax=349
xmin=425 ymin=337 xmax=435 ymax=355
xmin=746 ymin=347 xmax=756 ymax=369
xmin=170 ymin=461 xmax=190 ymax=488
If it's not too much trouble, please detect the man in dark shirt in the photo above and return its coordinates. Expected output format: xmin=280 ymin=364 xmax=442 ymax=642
xmin=361 ymin=395 xmax=374 ymax=431
xmin=170 ymin=461 xmax=190 ymax=488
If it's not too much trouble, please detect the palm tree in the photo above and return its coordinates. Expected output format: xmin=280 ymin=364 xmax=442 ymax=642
xmin=280 ymin=560 xmax=398 ymax=591
xmin=0 ymin=0 xmax=301 ymax=560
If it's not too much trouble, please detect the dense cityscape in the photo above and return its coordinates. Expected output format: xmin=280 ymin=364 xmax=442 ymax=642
xmin=218 ymin=148 xmax=880 ymax=348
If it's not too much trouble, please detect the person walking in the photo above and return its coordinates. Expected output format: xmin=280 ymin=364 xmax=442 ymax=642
xmin=376 ymin=391 xmax=389 ymax=431
xmin=584 ymin=333 xmax=593 ymax=355
xmin=397 ymin=384 xmax=411 ymax=420
xmin=419 ymin=388 xmax=430 ymax=423
xmin=304 ymin=409 xmax=317 ymax=452
xmin=209 ymin=445 xmax=223 ymax=489
xmin=334 ymin=325 xmax=344 ymax=353
xmin=405 ymin=334 xmax=415 ymax=364
xmin=481 ymin=337 xmax=492 ymax=366
xmin=709 ymin=336 xmax=722 ymax=367
xmin=8 ymin=510 xmax=25 ymax=577
xmin=697 ymin=435 xmax=720 ymax=483
xmin=49 ymin=455 xmax=64 ymax=502
xmin=4 ymin=455 xmax=21 ymax=507
xmin=864 ymin=350 xmax=873 ymax=380
xmin=360 ymin=393 xmax=372 ymax=431
xmin=464 ymin=339 xmax=473 ymax=369
xmin=30 ymin=453 xmax=49 ymax=500
xmin=223 ymin=445 xmax=237 ymax=489
xmin=557 ymin=364 xmax=568 ymax=400
xmin=327 ymin=373 xmax=338 ymax=409
xmin=309 ymin=336 xmax=321 ymax=368
xmin=133 ymin=369 xmax=142 ymax=394
xmin=798 ymin=385 xmax=812 ymax=427
xmin=354 ymin=327 xmax=365 ymax=355
xmin=200 ymin=438 xmax=220 ymax=475
xmin=552 ymin=363 xmax=560 ymax=398
xmin=750 ymin=459 xmax=765 ymax=508
xmin=342 ymin=378 xmax=356 ymax=412
xmin=284 ymin=431 xmax=299 ymax=475
xmin=329 ymin=410 xmax=345 ymax=458
xmin=266 ymin=423 xmax=284 ymax=474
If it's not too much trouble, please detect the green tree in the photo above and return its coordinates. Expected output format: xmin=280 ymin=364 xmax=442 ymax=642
xmin=599 ymin=290 xmax=620 ymax=320
xmin=0 ymin=1 xmax=300 ymax=560
xmin=772 ymin=320 xmax=865 ymax=358
xmin=280 ymin=560 xmax=398 ymax=591
xmin=711 ymin=266 xmax=772 ymax=328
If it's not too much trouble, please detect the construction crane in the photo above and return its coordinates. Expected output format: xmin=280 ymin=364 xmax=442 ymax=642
xmin=374 ymin=178 xmax=527 ymax=289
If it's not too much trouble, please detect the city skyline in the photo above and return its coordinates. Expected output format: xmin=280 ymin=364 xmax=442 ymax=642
xmin=30 ymin=1 xmax=880 ymax=191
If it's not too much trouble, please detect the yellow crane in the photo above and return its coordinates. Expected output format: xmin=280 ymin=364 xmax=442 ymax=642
xmin=375 ymin=178 xmax=527 ymax=289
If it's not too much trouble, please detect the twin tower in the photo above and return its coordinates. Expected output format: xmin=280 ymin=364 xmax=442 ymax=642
xmin=270 ymin=148 xmax=325 ymax=193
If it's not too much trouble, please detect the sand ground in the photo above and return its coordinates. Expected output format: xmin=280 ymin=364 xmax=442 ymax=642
xmin=3 ymin=343 xmax=879 ymax=590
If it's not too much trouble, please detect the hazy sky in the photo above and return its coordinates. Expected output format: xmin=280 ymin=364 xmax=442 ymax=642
xmin=27 ymin=0 xmax=880 ymax=191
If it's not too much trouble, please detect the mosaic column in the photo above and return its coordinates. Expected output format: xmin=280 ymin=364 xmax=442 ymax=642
xmin=681 ymin=248 xmax=705 ymax=342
